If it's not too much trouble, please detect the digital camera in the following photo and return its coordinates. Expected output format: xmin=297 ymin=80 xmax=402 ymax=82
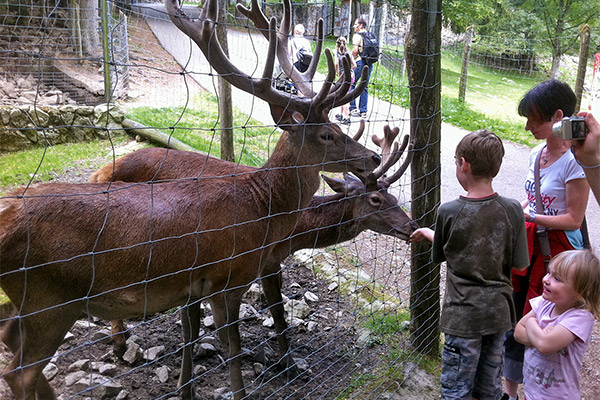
xmin=552 ymin=116 xmax=588 ymax=140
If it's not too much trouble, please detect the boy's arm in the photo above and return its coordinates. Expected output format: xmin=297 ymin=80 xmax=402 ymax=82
xmin=518 ymin=312 xmax=578 ymax=354
xmin=409 ymin=227 xmax=434 ymax=243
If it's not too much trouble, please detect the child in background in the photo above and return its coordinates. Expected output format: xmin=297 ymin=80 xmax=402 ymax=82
xmin=514 ymin=250 xmax=600 ymax=400
xmin=333 ymin=36 xmax=356 ymax=125
xmin=410 ymin=129 xmax=530 ymax=400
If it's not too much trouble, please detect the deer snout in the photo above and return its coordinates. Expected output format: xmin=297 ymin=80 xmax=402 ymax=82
xmin=409 ymin=220 xmax=420 ymax=231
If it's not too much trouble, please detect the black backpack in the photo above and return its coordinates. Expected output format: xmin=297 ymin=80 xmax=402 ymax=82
xmin=359 ymin=31 xmax=379 ymax=65
xmin=297 ymin=47 xmax=313 ymax=68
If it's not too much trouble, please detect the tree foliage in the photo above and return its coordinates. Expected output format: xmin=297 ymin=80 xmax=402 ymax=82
xmin=443 ymin=0 xmax=600 ymax=77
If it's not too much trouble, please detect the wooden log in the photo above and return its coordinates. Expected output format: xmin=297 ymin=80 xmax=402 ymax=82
xmin=121 ymin=118 xmax=203 ymax=153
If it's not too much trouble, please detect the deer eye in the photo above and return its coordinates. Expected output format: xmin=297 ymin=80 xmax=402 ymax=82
xmin=369 ymin=195 xmax=382 ymax=207
xmin=320 ymin=131 xmax=334 ymax=142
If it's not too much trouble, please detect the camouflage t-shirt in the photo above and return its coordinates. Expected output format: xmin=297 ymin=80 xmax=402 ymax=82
xmin=432 ymin=193 xmax=529 ymax=337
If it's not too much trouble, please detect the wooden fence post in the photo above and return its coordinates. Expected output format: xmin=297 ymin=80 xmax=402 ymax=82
xmin=574 ymin=24 xmax=590 ymax=113
xmin=458 ymin=26 xmax=473 ymax=103
xmin=407 ymin=0 xmax=442 ymax=357
xmin=217 ymin=1 xmax=234 ymax=162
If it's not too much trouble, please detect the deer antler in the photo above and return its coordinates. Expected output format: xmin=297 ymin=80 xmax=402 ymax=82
xmin=365 ymin=126 xmax=414 ymax=190
xmin=166 ymin=0 xmax=366 ymax=121
xmin=352 ymin=119 xmax=366 ymax=141
xmin=369 ymin=125 xmax=401 ymax=182
xmin=234 ymin=0 xmax=368 ymax=113
xmin=382 ymin=137 xmax=414 ymax=187
xmin=236 ymin=0 xmax=322 ymax=97
xmin=372 ymin=125 xmax=401 ymax=165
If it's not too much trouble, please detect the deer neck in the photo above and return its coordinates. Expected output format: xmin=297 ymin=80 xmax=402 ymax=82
xmin=258 ymin=131 xmax=322 ymax=209
xmin=287 ymin=193 xmax=358 ymax=253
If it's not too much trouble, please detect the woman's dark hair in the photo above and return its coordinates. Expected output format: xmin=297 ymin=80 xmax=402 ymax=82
xmin=517 ymin=79 xmax=576 ymax=121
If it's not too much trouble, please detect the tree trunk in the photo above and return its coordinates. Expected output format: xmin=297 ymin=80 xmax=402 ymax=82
xmin=574 ymin=24 xmax=590 ymax=112
xmin=350 ymin=0 xmax=361 ymax=37
xmin=217 ymin=1 xmax=235 ymax=162
xmin=550 ymin=47 xmax=562 ymax=80
xmin=406 ymin=0 xmax=442 ymax=357
xmin=81 ymin=0 xmax=102 ymax=58
xmin=370 ymin=0 xmax=384 ymax=45
xmin=549 ymin=17 xmax=566 ymax=80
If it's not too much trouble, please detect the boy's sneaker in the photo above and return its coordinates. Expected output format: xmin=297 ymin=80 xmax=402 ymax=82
xmin=335 ymin=114 xmax=343 ymax=121
xmin=341 ymin=118 xmax=351 ymax=125
xmin=350 ymin=109 xmax=360 ymax=117
xmin=360 ymin=112 xmax=367 ymax=118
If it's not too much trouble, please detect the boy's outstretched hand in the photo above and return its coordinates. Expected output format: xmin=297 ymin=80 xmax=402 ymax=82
xmin=410 ymin=227 xmax=434 ymax=243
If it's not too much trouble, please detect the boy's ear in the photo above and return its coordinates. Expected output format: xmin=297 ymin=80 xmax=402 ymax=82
xmin=457 ymin=156 xmax=470 ymax=172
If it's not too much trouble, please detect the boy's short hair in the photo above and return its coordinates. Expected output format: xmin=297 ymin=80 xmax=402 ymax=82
xmin=518 ymin=79 xmax=576 ymax=121
xmin=455 ymin=129 xmax=504 ymax=178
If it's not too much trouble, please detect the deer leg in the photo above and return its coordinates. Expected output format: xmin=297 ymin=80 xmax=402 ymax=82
xmin=260 ymin=269 xmax=296 ymax=373
xmin=178 ymin=301 xmax=202 ymax=400
xmin=110 ymin=319 xmax=129 ymax=359
xmin=2 ymin=304 xmax=79 ymax=400
xmin=210 ymin=290 xmax=245 ymax=400
xmin=0 ymin=310 xmax=20 ymax=354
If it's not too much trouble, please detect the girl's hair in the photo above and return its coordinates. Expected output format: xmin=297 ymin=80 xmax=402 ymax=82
xmin=550 ymin=250 xmax=600 ymax=318
xmin=336 ymin=37 xmax=347 ymax=54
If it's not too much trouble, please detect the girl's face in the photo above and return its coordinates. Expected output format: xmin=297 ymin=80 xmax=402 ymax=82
xmin=542 ymin=265 xmax=580 ymax=313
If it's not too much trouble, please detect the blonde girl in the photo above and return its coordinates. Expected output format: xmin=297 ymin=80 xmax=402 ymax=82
xmin=333 ymin=36 xmax=356 ymax=125
xmin=514 ymin=250 xmax=600 ymax=400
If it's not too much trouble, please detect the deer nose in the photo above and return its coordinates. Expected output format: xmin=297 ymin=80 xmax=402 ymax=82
xmin=372 ymin=154 xmax=381 ymax=166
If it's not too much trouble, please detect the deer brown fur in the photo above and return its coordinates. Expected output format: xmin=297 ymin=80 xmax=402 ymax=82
xmin=92 ymin=125 xmax=417 ymax=395
xmin=0 ymin=1 xmax=380 ymax=399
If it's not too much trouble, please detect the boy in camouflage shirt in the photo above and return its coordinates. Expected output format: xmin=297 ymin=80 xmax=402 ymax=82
xmin=411 ymin=129 xmax=529 ymax=399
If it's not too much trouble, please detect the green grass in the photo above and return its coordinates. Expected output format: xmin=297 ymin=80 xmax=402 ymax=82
xmin=126 ymin=92 xmax=280 ymax=167
xmin=0 ymin=93 xmax=278 ymax=192
xmin=0 ymin=136 xmax=129 ymax=190
xmin=335 ymin=308 xmax=441 ymax=398
xmin=316 ymin=35 xmax=550 ymax=147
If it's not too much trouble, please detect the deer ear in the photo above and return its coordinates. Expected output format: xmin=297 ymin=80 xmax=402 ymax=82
xmin=321 ymin=174 xmax=347 ymax=194
xmin=270 ymin=106 xmax=304 ymax=128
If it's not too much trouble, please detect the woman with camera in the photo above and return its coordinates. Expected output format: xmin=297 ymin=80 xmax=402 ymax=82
xmin=502 ymin=79 xmax=590 ymax=400
xmin=572 ymin=111 xmax=600 ymax=206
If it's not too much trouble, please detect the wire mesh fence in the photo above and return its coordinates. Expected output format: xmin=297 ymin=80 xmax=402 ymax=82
xmin=2 ymin=0 xmax=597 ymax=399
xmin=0 ymin=1 xmax=439 ymax=399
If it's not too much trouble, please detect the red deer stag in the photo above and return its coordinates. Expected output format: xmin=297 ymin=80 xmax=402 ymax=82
xmin=91 ymin=124 xmax=417 ymax=395
xmin=0 ymin=1 xmax=380 ymax=400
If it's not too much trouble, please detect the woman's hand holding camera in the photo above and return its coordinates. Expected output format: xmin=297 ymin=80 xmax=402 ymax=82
xmin=573 ymin=112 xmax=600 ymax=168
xmin=573 ymin=111 xmax=600 ymax=205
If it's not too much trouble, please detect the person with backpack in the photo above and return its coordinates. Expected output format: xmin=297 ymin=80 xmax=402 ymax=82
xmin=349 ymin=17 xmax=379 ymax=118
xmin=289 ymin=24 xmax=312 ymax=73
